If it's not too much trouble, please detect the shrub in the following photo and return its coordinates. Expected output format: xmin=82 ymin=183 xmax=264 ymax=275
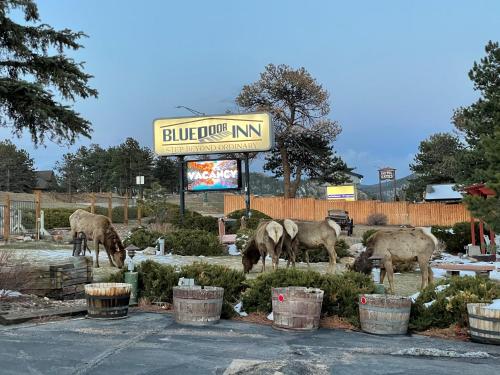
xmin=0 ymin=250 xmax=34 ymax=294
xmin=366 ymin=213 xmax=388 ymax=226
xmin=335 ymin=239 xmax=350 ymax=258
xmin=108 ymin=261 xmax=245 ymax=318
xmin=432 ymin=222 xmax=480 ymax=254
xmin=123 ymin=227 xmax=163 ymax=249
xmin=361 ymin=229 xmax=379 ymax=246
xmin=180 ymin=215 xmax=219 ymax=234
xmin=163 ymin=229 xmax=226 ymax=256
xmin=235 ymin=228 xmax=255 ymax=253
xmin=241 ymin=268 xmax=375 ymax=325
xmin=180 ymin=263 xmax=246 ymax=318
xmin=21 ymin=209 xmax=36 ymax=229
xmin=43 ymin=208 xmax=76 ymax=228
xmin=409 ymin=276 xmax=500 ymax=331
xmin=226 ymin=209 xmax=272 ymax=230
xmin=112 ymin=206 xmax=138 ymax=223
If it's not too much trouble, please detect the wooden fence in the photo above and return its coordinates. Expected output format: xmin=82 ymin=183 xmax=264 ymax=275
xmin=224 ymin=195 xmax=471 ymax=227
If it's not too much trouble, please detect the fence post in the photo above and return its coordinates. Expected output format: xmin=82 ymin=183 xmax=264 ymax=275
xmin=91 ymin=193 xmax=96 ymax=214
xmin=124 ymin=192 xmax=129 ymax=226
xmin=108 ymin=192 xmax=112 ymax=221
xmin=137 ymin=198 xmax=142 ymax=226
xmin=4 ymin=194 xmax=10 ymax=241
xmin=34 ymin=189 xmax=41 ymax=240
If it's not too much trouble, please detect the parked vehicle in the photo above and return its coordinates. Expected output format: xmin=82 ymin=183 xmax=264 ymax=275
xmin=326 ymin=209 xmax=354 ymax=236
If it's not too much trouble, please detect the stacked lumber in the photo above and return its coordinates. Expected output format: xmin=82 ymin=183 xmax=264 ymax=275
xmin=6 ymin=256 xmax=93 ymax=300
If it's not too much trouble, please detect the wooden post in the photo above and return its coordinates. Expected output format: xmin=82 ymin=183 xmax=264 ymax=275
xmin=108 ymin=192 xmax=112 ymax=221
xmin=34 ymin=189 xmax=41 ymax=240
xmin=4 ymin=194 xmax=10 ymax=241
xmin=91 ymin=193 xmax=96 ymax=214
xmin=471 ymin=218 xmax=476 ymax=246
xmin=137 ymin=198 xmax=142 ymax=226
xmin=479 ymin=220 xmax=485 ymax=254
xmin=489 ymin=229 xmax=496 ymax=248
xmin=124 ymin=192 xmax=129 ymax=226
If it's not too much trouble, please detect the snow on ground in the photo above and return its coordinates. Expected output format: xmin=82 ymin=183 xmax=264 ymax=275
xmin=431 ymin=253 xmax=500 ymax=281
xmin=0 ymin=290 xmax=22 ymax=297
xmin=487 ymin=299 xmax=500 ymax=310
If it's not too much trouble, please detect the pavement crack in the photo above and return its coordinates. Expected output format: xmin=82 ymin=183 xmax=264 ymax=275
xmin=70 ymin=324 xmax=166 ymax=375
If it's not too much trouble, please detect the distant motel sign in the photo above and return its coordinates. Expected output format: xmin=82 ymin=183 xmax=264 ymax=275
xmin=379 ymin=168 xmax=396 ymax=181
xmin=153 ymin=112 xmax=273 ymax=156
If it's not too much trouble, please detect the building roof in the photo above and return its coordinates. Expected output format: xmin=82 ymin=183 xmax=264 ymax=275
xmin=345 ymin=170 xmax=364 ymax=179
xmin=34 ymin=170 xmax=56 ymax=190
xmin=424 ymin=184 xmax=463 ymax=201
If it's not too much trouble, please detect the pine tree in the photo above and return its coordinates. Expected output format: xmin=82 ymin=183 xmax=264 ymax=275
xmin=0 ymin=0 xmax=97 ymax=144
xmin=0 ymin=140 xmax=36 ymax=192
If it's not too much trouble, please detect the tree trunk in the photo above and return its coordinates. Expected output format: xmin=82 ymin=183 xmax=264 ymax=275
xmin=289 ymin=166 xmax=303 ymax=198
xmin=280 ymin=145 xmax=292 ymax=198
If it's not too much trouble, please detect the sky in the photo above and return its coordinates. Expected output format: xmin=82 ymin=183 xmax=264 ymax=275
xmin=2 ymin=0 xmax=500 ymax=184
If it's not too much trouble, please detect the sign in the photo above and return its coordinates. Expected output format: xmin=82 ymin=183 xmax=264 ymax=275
xmin=136 ymin=176 xmax=144 ymax=185
xmin=185 ymin=159 xmax=241 ymax=192
xmin=379 ymin=168 xmax=395 ymax=180
xmin=278 ymin=294 xmax=284 ymax=302
xmin=327 ymin=185 xmax=356 ymax=201
xmin=153 ymin=112 xmax=273 ymax=156
xmin=360 ymin=296 xmax=367 ymax=305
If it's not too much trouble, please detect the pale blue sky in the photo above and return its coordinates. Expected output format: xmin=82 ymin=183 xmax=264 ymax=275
xmin=3 ymin=0 xmax=500 ymax=183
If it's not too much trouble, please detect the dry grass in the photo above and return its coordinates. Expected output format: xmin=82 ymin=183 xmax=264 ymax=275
xmin=416 ymin=324 xmax=470 ymax=341
xmin=320 ymin=316 xmax=358 ymax=331
xmin=232 ymin=312 xmax=273 ymax=326
xmin=0 ymin=249 xmax=34 ymax=296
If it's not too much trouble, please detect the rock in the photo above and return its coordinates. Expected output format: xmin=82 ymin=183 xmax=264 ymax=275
xmin=23 ymin=236 xmax=33 ymax=242
xmin=143 ymin=246 xmax=157 ymax=255
xmin=339 ymin=257 xmax=355 ymax=266
xmin=348 ymin=243 xmax=365 ymax=256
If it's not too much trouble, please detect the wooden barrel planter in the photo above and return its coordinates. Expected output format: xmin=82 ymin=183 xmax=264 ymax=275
xmin=359 ymin=294 xmax=411 ymax=335
xmin=467 ymin=303 xmax=500 ymax=345
xmin=173 ymin=286 xmax=224 ymax=325
xmin=85 ymin=283 xmax=131 ymax=319
xmin=271 ymin=287 xmax=324 ymax=331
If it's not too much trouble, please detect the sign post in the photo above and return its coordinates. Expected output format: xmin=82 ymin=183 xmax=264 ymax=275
xmin=136 ymin=175 xmax=145 ymax=225
xmin=152 ymin=112 xmax=273 ymax=222
xmin=378 ymin=168 xmax=397 ymax=201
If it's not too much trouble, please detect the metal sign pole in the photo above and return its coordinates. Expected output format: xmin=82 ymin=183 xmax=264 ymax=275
xmin=178 ymin=156 xmax=185 ymax=224
xmin=244 ymin=153 xmax=251 ymax=218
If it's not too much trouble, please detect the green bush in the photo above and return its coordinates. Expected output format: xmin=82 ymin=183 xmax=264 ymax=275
xmin=432 ymin=222 xmax=481 ymax=254
xmin=226 ymin=209 xmax=272 ymax=230
xmin=335 ymin=239 xmax=350 ymax=258
xmin=43 ymin=208 xmax=76 ymax=228
xmin=235 ymin=228 xmax=255 ymax=253
xmin=21 ymin=209 xmax=36 ymax=229
xmin=361 ymin=229 xmax=379 ymax=246
xmin=123 ymin=227 xmax=163 ymax=249
xmin=163 ymin=229 xmax=226 ymax=256
xmin=410 ymin=276 xmax=500 ymax=331
xmin=180 ymin=215 xmax=219 ymax=234
xmin=112 ymin=206 xmax=138 ymax=223
xmin=108 ymin=260 xmax=245 ymax=318
xmin=241 ymin=268 xmax=375 ymax=325
xmin=180 ymin=263 xmax=246 ymax=318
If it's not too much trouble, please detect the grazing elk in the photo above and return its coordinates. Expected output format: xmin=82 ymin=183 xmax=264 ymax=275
xmin=352 ymin=228 xmax=437 ymax=293
xmin=242 ymin=220 xmax=284 ymax=273
xmin=293 ymin=219 xmax=341 ymax=273
xmin=69 ymin=209 xmax=126 ymax=268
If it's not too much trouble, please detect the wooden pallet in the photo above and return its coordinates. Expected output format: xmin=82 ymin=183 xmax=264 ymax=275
xmin=1 ymin=256 xmax=93 ymax=300
xmin=0 ymin=305 xmax=87 ymax=325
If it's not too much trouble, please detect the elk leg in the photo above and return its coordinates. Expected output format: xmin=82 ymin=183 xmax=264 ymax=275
xmin=260 ymin=252 xmax=266 ymax=273
xmin=417 ymin=255 xmax=429 ymax=290
xmin=427 ymin=265 xmax=434 ymax=285
xmin=305 ymin=250 xmax=310 ymax=268
xmin=380 ymin=268 xmax=386 ymax=283
xmin=94 ymin=240 xmax=100 ymax=268
xmin=106 ymin=249 xmax=115 ymax=267
xmin=326 ymin=242 xmax=337 ymax=274
xmin=383 ymin=260 xmax=395 ymax=294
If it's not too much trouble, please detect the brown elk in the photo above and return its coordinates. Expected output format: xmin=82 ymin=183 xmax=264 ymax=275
xmin=69 ymin=209 xmax=125 ymax=268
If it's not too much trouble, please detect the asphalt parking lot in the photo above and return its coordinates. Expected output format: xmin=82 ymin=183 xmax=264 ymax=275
xmin=0 ymin=312 xmax=499 ymax=375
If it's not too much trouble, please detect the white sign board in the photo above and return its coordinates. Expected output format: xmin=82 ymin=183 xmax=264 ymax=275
xmin=136 ymin=176 xmax=145 ymax=185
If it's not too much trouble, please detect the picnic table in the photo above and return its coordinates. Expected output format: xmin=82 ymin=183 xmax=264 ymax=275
xmin=432 ymin=263 xmax=496 ymax=278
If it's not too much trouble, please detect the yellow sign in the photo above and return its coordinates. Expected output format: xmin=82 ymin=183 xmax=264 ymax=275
xmin=153 ymin=112 xmax=273 ymax=156
xmin=327 ymin=185 xmax=356 ymax=201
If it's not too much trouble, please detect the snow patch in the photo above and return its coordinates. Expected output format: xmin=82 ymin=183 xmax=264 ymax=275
xmin=0 ymin=290 xmax=22 ymax=297
xmin=486 ymin=299 xmax=500 ymax=310
xmin=391 ymin=348 xmax=490 ymax=358
xmin=233 ymin=302 xmax=248 ymax=317
xmin=228 ymin=244 xmax=240 ymax=256
xmin=267 ymin=312 xmax=274 ymax=321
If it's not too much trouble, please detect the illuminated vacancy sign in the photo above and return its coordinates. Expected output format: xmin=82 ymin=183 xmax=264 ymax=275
xmin=153 ymin=112 xmax=273 ymax=156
